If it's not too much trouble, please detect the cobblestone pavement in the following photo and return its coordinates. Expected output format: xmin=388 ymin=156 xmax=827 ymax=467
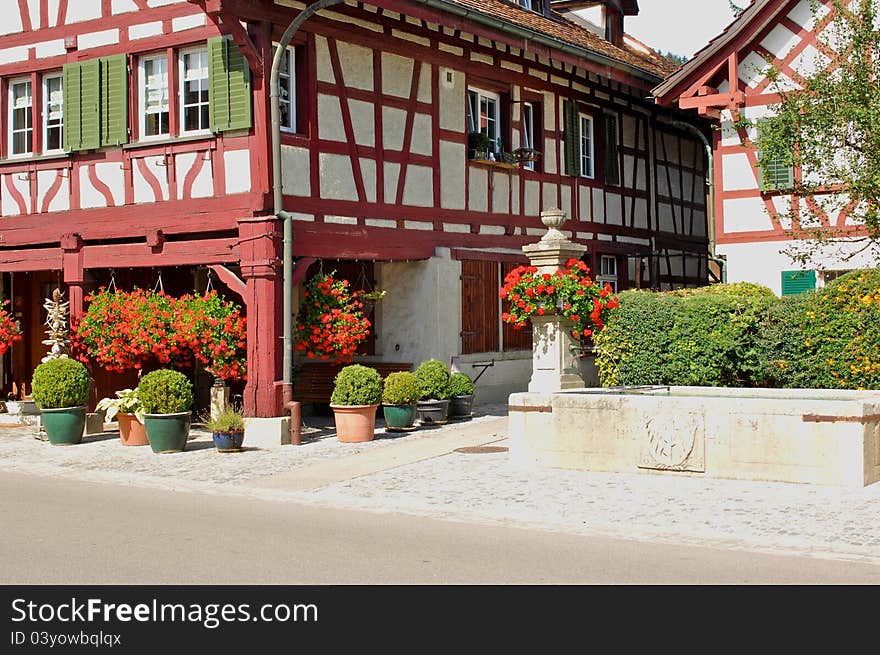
xmin=3 ymin=404 xmax=880 ymax=567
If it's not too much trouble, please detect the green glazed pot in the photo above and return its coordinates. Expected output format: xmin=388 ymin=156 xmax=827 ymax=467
xmin=40 ymin=406 xmax=86 ymax=446
xmin=143 ymin=412 xmax=191 ymax=454
xmin=383 ymin=403 xmax=418 ymax=432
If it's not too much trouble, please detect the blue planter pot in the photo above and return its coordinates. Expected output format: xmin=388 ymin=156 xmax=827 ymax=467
xmin=213 ymin=431 xmax=244 ymax=452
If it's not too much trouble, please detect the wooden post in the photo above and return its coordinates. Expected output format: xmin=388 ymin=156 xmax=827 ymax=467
xmin=60 ymin=233 xmax=85 ymax=321
xmin=238 ymin=216 xmax=283 ymax=418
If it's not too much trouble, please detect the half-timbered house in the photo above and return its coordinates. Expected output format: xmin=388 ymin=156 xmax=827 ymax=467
xmin=0 ymin=0 xmax=711 ymax=418
xmin=654 ymin=0 xmax=880 ymax=297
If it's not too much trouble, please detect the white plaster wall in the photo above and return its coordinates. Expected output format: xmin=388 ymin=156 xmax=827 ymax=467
xmin=317 ymin=95 xmax=345 ymax=141
xmin=718 ymin=238 xmax=880 ymax=296
xmin=224 ymin=150 xmax=251 ymax=195
xmin=374 ymin=250 xmax=461 ymax=371
xmin=381 ymin=52 xmax=414 ymax=98
xmin=37 ymin=169 xmax=69 ymax=212
xmin=438 ymin=67 xmax=464 ymax=132
xmin=401 ymin=165 xmax=432 ymax=207
xmin=338 ymin=41 xmax=373 ymax=91
xmin=281 ymin=145 xmax=311 ymax=197
xmin=66 ymin=0 xmax=102 ymax=24
xmin=439 ymin=141 xmax=465 ymax=210
xmin=319 ymin=153 xmax=358 ymax=201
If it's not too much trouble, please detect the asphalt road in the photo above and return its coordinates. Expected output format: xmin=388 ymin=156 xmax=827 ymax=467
xmin=3 ymin=472 xmax=880 ymax=584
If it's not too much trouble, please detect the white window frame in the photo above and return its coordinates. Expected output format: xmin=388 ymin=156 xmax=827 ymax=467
xmin=598 ymin=255 xmax=618 ymax=292
xmin=467 ymin=87 xmax=501 ymax=153
xmin=42 ymin=73 xmax=64 ymax=154
xmin=518 ymin=0 xmax=544 ymax=13
xmin=179 ymin=46 xmax=211 ymax=136
xmin=522 ymin=101 xmax=535 ymax=171
xmin=274 ymin=44 xmax=296 ymax=133
xmin=579 ymin=113 xmax=594 ymax=178
xmin=139 ymin=53 xmax=170 ymax=142
xmin=8 ymin=77 xmax=33 ymax=157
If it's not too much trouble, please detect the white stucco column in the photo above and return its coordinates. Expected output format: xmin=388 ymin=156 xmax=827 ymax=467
xmin=522 ymin=209 xmax=588 ymax=393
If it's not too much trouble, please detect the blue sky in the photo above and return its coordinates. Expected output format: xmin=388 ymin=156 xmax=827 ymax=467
xmin=626 ymin=0 xmax=741 ymax=59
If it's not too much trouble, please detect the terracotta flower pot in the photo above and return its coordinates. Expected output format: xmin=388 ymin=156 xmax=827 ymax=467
xmin=117 ymin=413 xmax=149 ymax=446
xmin=331 ymin=404 xmax=379 ymax=443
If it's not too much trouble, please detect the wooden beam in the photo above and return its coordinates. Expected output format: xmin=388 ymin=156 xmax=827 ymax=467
xmin=197 ymin=0 xmax=264 ymax=76
xmin=678 ymin=90 xmax=745 ymax=110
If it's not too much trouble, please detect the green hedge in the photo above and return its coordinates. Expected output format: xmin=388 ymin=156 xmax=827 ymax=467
xmin=596 ymin=272 xmax=880 ymax=390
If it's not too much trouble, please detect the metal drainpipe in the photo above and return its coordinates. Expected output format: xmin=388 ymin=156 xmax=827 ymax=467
xmin=669 ymin=119 xmax=727 ymax=282
xmin=272 ymin=0 xmax=345 ymax=445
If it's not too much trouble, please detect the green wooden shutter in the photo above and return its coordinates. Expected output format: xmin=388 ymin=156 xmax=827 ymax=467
xmin=563 ymin=99 xmax=581 ymax=177
xmin=99 ymin=54 xmax=129 ymax=147
xmin=208 ymin=36 xmax=252 ymax=133
xmin=63 ymin=60 xmax=100 ymax=152
xmin=757 ymin=119 xmax=793 ymax=191
xmin=781 ymin=270 xmax=816 ymax=295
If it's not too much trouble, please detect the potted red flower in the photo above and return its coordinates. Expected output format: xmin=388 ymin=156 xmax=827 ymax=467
xmin=500 ymin=258 xmax=620 ymax=340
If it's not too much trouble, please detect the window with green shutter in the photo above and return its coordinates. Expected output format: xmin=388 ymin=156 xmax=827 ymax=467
xmin=208 ymin=36 xmax=252 ymax=133
xmin=63 ymin=59 xmax=100 ymax=152
xmin=563 ymin=99 xmax=581 ymax=177
xmin=757 ymin=120 xmax=793 ymax=191
xmin=62 ymin=56 xmax=128 ymax=152
xmin=781 ymin=270 xmax=816 ymax=295
xmin=99 ymin=54 xmax=128 ymax=147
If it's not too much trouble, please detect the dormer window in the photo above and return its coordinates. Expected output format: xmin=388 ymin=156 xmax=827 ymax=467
xmin=518 ymin=0 xmax=545 ymax=14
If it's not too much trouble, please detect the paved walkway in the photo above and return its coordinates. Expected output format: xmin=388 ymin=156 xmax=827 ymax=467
xmin=2 ymin=403 xmax=880 ymax=568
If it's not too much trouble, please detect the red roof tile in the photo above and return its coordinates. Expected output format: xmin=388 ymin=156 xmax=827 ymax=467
xmin=439 ymin=0 xmax=678 ymax=79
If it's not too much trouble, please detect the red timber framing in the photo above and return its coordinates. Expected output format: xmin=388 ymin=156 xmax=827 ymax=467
xmin=0 ymin=0 xmax=710 ymax=415
xmin=654 ymin=0 xmax=864 ymax=249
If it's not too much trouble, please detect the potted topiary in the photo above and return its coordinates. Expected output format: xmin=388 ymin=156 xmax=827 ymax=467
xmin=96 ymin=388 xmax=148 ymax=446
xmin=203 ymin=405 xmax=245 ymax=452
xmin=381 ymin=371 xmax=420 ymax=432
xmin=138 ymin=369 xmax=193 ymax=454
xmin=447 ymin=372 xmax=475 ymax=420
xmin=329 ymin=364 xmax=382 ymax=443
xmin=31 ymin=358 xmax=91 ymax=446
xmin=414 ymin=359 xmax=451 ymax=425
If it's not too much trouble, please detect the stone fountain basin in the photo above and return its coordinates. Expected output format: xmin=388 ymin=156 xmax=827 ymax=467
xmin=508 ymin=386 xmax=880 ymax=487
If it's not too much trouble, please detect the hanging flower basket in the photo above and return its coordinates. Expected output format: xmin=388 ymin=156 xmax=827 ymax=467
xmin=74 ymin=288 xmax=246 ymax=380
xmin=294 ymin=272 xmax=371 ymax=364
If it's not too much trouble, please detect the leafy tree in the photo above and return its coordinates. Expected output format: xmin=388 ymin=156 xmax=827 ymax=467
xmin=755 ymin=0 xmax=880 ymax=265
xmin=729 ymin=1 xmax=745 ymax=18
xmin=656 ymin=50 xmax=689 ymax=66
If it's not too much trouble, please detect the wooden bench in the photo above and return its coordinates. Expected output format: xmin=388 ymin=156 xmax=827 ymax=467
xmin=292 ymin=361 xmax=413 ymax=405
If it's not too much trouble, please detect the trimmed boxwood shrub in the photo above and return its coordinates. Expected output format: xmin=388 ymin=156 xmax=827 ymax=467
xmin=414 ymin=359 xmax=451 ymax=400
xmin=138 ymin=369 xmax=193 ymax=414
xmin=447 ymin=372 xmax=475 ymax=397
xmin=382 ymin=371 xmax=420 ymax=405
xmin=330 ymin=365 xmax=382 ymax=406
xmin=31 ymin=358 xmax=91 ymax=409
xmin=595 ymin=286 xmax=776 ymax=387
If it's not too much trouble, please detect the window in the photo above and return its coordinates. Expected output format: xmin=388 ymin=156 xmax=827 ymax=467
xmin=757 ymin=120 xmax=793 ymax=191
xmin=522 ymin=102 xmax=536 ymax=171
xmin=140 ymin=54 xmax=169 ymax=139
xmin=604 ymin=114 xmax=620 ymax=185
xmin=180 ymin=48 xmax=210 ymax=134
xmin=9 ymin=79 xmax=33 ymax=156
xmin=597 ymin=255 xmax=618 ymax=292
xmin=517 ymin=0 xmax=544 ymax=13
xmin=275 ymin=45 xmax=296 ymax=132
xmin=43 ymin=74 xmax=64 ymax=153
xmin=467 ymin=88 xmax=500 ymax=155
xmin=781 ymin=270 xmax=816 ymax=295
xmin=579 ymin=113 xmax=594 ymax=178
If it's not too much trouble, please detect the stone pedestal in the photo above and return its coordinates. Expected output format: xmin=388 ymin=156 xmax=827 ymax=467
xmin=522 ymin=208 xmax=588 ymax=393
